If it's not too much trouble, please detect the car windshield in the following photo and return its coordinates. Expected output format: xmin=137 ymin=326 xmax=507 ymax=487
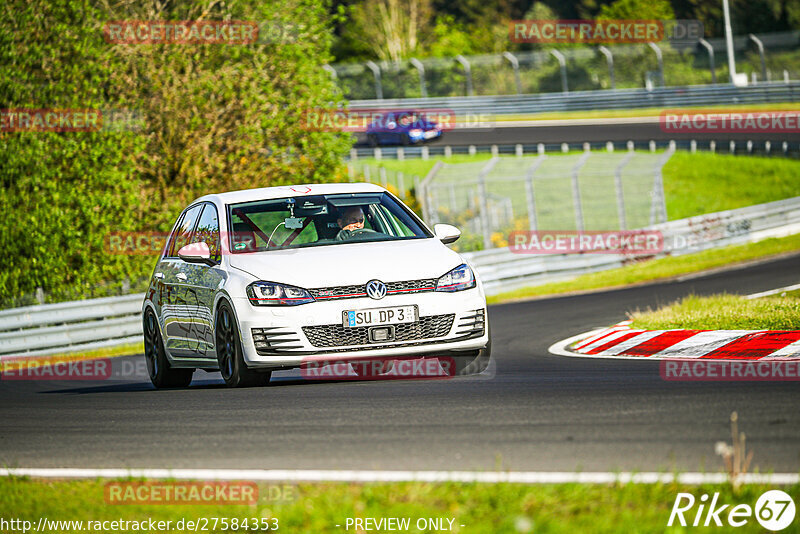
xmin=227 ymin=192 xmax=431 ymax=253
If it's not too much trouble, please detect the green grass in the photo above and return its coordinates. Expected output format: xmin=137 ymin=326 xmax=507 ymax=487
xmin=663 ymin=153 xmax=800 ymax=220
xmin=364 ymin=152 xmax=800 ymax=225
xmin=629 ymin=293 xmax=800 ymax=330
xmin=2 ymin=476 xmax=797 ymax=533
xmin=0 ymin=343 xmax=144 ymax=371
xmin=488 ymin=233 xmax=800 ymax=304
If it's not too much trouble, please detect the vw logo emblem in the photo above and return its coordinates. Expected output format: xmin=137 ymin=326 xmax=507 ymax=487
xmin=365 ymin=280 xmax=387 ymax=300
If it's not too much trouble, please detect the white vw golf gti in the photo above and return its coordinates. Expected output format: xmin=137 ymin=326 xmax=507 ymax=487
xmin=142 ymin=183 xmax=490 ymax=388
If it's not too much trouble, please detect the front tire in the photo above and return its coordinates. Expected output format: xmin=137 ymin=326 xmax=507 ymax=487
xmin=215 ymin=302 xmax=271 ymax=388
xmin=451 ymin=340 xmax=491 ymax=375
xmin=143 ymin=309 xmax=194 ymax=389
xmin=451 ymin=322 xmax=492 ymax=376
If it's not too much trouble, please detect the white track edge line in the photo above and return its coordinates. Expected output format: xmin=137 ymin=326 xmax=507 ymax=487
xmin=746 ymin=282 xmax=800 ymax=299
xmin=1 ymin=468 xmax=797 ymax=485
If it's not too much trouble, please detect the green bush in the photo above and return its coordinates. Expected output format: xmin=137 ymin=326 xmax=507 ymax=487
xmin=0 ymin=0 xmax=351 ymax=307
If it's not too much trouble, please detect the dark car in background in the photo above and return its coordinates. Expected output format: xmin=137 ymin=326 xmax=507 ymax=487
xmin=365 ymin=110 xmax=443 ymax=146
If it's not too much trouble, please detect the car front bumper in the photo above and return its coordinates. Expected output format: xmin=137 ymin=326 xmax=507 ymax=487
xmin=231 ymin=287 xmax=489 ymax=369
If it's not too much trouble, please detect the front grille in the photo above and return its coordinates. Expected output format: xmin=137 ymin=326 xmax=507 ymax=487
xmin=303 ymin=314 xmax=454 ymax=348
xmin=308 ymin=278 xmax=436 ymax=300
xmin=454 ymin=309 xmax=486 ymax=339
xmin=252 ymin=327 xmax=303 ymax=355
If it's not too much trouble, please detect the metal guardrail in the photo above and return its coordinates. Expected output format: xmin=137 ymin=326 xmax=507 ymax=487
xmin=464 ymin=195 xmax=800 ymax=295
xmin=349 ymin=139 xmax=800 ymax=161
xmin=349 ymin=81 xmax=800 ymax=115
xmin=2 ymin=196 xmax=799 ymax=358
xmin=0 ymin=294 xmax=144 ymax=359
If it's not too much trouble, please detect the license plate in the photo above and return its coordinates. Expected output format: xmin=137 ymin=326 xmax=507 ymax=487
xmin=342 ymin=305 xmax=418 ymax=328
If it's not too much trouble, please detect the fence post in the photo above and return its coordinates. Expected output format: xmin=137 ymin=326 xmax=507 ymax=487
xmin=322 ymin=64 xmax=337 ymax=81
xmin=647 ymin=43 xmax=664 ymax=86
xmin=365 ymin=61 xmax=383 ymax=100
xmin=598 ymin=46 xmax=615 ymax=89
xmin=572 ymin=152 xmax=591 ymax=231
xmin=409 ymin=58 xmax=427 ymax=97
xmin=397 ymin=172 xmax=405 ymax=197
xmin=748 ymin=34 xmax=767 ymax=82
xmin=614 ymin=152 xmax=634 ymax=230
xmin=503 ymin=52 xmax=522 ymax=94
xmin=455 ymin=55 xmax=474 ymax=96
xmin=420 ymin=161 xmax=444 ymax=224
xmin=549 ymin=50 xmax=568 ymax=93
xmin=525 ymin=155 xmax=546 ymax=232
xmin=651 ymin=145 xmax=675 ymax=225
xmin=698 ymin=39 xmax=717 ymax=84
xmin=478 ymin=158 xmax=500 ymax=249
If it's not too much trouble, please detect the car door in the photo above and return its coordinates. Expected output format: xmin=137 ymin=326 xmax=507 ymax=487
xmin=161 ymin=203 xmax=203 ymax=358
xmin=179 ymin=202 xmax=224 ymax=360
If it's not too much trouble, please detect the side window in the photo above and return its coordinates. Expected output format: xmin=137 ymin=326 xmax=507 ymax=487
xmin=192 ymin=203 xmax=221 ymax=262
xmin=168 ymin=204 xmax=203 ymax=257
xmin=164 ymin=212 xmax=186 ymax=258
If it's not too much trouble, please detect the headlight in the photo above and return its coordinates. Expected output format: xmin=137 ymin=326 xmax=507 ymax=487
xmin=246 ymin=281 xmax=315 ymax=306
xmin=436 ymin=264 xmax=476 ymax=292
xmin=408 ymin=128 xmax=424 ymax=137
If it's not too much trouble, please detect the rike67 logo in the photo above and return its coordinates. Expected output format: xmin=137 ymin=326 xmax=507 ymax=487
xmin=669 ymin=490 xmax=796 ymax=530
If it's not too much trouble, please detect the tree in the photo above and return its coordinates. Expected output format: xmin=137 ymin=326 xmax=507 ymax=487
xmin=0 ymin=0 xmax=351 ymax=304
xmin=597 ymin=0 xmax=675 ymax=20
xmin=347 ymin=0 xmax=433 ymax=61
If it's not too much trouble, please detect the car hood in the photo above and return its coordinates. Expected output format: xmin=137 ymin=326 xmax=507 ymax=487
xmin=227 ymin=238 xmax=464 ymax=288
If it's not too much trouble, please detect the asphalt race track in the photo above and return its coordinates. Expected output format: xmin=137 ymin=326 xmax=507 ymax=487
xmin=430 ymin=122 xmax=800 ymax=147
xmin=354 ymin=120 xmax=800 ymax=147
xmin=2 ymin=254 xmax=800 ymax=473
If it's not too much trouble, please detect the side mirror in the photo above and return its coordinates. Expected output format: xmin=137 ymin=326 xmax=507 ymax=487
xmin=433 ymin=223 xmax=461 ymax=245
xmin=178 ymin=242 xmax=215 ymax=266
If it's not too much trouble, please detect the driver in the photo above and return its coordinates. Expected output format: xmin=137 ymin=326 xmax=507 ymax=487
xmin=335 ymin=206 xmax=374 ymax=240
